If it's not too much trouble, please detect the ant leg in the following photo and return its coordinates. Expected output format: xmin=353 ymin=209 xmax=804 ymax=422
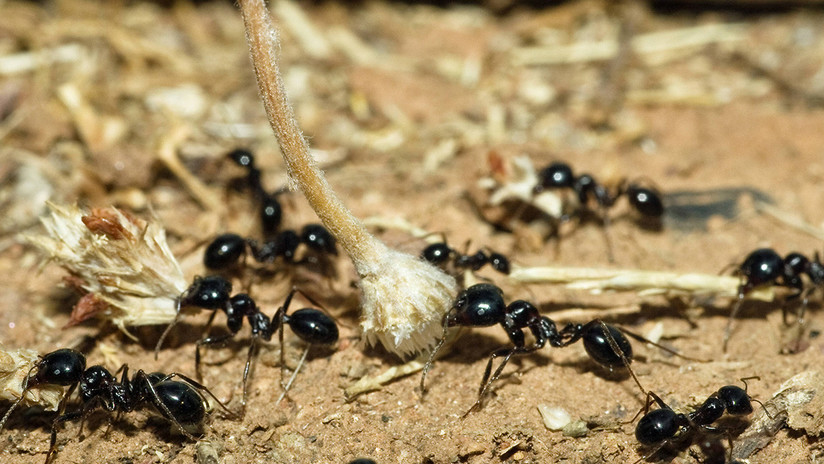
xmin=624 ymin=391 xmax=670 ymax=427
xmin=723 ymin=293 xmax=746 ymax=352
xmin=596 ymin=321 xmax=646 ymax=398
xmin=241 ymin=337 xmax=260 ymax=416
xmin=632 ymin=442 xmax=670 ymax=464
xmin=619 ymin=325 xmax=708 ymax=362
xmin=463 ymin=348 xmax=516 ymax=418
xmin=467 ymin=345 xmax=536 ymax=417
xmin=0 ymin=364 xmax=40 ymax=431
xmin=46 ymin=410 xmax=84 ymax=464
xmin=276 ymin=344 xmax=311 ymax=405
xmin=599 ymin=207 xmax=615 ymax=263
xmin=477 ymin=348 xmax=514 ymax=397
xmin=420 ymin=312 xmax=452 ymax=395
xmin=277 ymin=292 xmax=297 ymax=390
xmin=791 ymin=288 xmax=812 ymax=352
xmin=195 ymin=333 xmax=234 ymax=381
xmin=141 ymin=373 xmax=198 ymax=441
xmin=154 ymin=298 xmax=184 ymax=359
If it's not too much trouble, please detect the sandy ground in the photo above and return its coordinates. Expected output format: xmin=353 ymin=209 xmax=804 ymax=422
xmin=2 ymin=1 xmax=824 ymax=463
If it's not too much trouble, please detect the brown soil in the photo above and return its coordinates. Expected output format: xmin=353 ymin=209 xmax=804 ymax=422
xmin=2 ymin=1 xmax=824 ymax=463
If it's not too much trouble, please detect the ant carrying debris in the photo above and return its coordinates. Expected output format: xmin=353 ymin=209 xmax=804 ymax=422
xmin=531 ymin=161 xmax=664 ymax=261
xmin=632 ymin=377 xmax=768 ymax=463
xmin=154 ymin=278 xmax=338 ymax=413
xmin=725 ymin=247 xmax=824 ymax=351
xmin=420 ymin=284 xmax=682 ymax=415
xmin=203 ymin=225 xmax=337 ymax=272
xmin=420 ymin=241 xmax=510 ymax=275
xmin=533 ymin=161 xmax=665 ymax=220
xmin=0 ymin=348 xmax=231 ymax=463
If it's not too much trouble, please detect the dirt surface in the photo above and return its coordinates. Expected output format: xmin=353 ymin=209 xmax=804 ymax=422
xmin=2 ymin=1 xmax=824 ymax=463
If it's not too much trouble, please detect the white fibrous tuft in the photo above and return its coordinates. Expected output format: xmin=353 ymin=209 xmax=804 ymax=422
xmin=22 ymin=202 xmax=187 ymax=333
xmin=357 ymin=246 xmax=457 ymax=358
xmin=481 ymin=154 xmax=563 ymax=218
xmin=0 ymin=346 xmax=62 ymax=411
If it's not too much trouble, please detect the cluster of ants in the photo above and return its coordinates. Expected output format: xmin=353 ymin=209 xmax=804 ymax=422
xmin=3 ymin=155 xmax=810 ymax=464
xmin=0 ymin=149 xmax=343 ymax=463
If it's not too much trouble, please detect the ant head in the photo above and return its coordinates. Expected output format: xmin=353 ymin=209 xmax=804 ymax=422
xmin=421 ymin=242 xmax=453 ymax=265
xmin=300 ymin=224 xmax=338 ymax=256
xmin=534 ymin=162 xmax=575 ymax=194
xmin=486 ymin=251 xmax=511 ymax=274
xmin=180 ymin=276 xmax=232 ymax=311
xmin=274 ymin=230 xmax=301 ymax=261
xmin=34 ymin=349 xmax=86 ymax=387
xmin=227 ymin=148 xmax=255 ymax=168
xmin=447 ymin=284 xmax=505 ymax=328
xmin=739 ymin=248 xmax=784 ymax=289
xmin=260 ymin=194 xmax=283 ymax=236
xmin=717 ymin=385 xmax=753 ymax=416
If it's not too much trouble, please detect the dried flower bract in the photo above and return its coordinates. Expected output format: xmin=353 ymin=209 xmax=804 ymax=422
xmin=22 ymin=202 xmax=187 ymax=333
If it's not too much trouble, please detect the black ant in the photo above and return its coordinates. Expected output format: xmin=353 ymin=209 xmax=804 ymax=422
xmin=0 ymin=348 xmax=231 ymax=463
xmin=154 ymin=278 xmax=338 ymax=413
xmin=725 ymin=247 xmax=824 ymax=351
xmin=533 ymin=161 xmax=664 ymax=219
xmin=633 ymin=377 xmax=767 ymax=463
xmin=420 ymin=284 xmax=677 ymax=414
xmin=203 ymin=224 xmax=337 ymax=272
xmin=420 ymin=242 xmax=510 ymax=275
xmin=227 ymin=148 xmax=284 ymax=239
xmin=531 ymin=161 xmax=664 ymax=261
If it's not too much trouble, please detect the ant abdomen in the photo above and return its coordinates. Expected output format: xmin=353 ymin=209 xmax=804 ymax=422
xmin=581 ymin=321 xmax=633 ymax=368
xmin=204 ymin=233 xmax=247 ymax=270
xmin=153 ymin=380 xmax=207 ymax=426
xmin=286 ymin=308 xmax=339 ymax=345
xmin=635 ymin=408 xmax=680 ymax=446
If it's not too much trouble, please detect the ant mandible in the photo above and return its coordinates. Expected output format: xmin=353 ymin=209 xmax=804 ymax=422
xmin=633 ymin=377 xmax=767 ymax=463
xmin=725 ymin=247 xmax=824 ymax=351
xmin=0 ymin=348 xmax=231 ymax=464
xmin=420 ymin=242 xmax=511 ymax=275
xmin=420 ymin=284 xmax=654 ymax=415
xmin=531 ymin=161 xmax=664 ymax=261
xmin=155 ymin=277 xmax=338 ymax=413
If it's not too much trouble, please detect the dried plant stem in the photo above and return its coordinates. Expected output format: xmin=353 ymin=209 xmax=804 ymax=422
xmin=756 ymin=201 xmax=824 ymax=242
xmin=509 ymin=265 xmax=774 ymax=301
xmin=345 ymin=359 xmax=426 ymax=400
xmin=239 ymin=0 xmax=382 ymax=266
xmin=238 ymin=0 xmax=456 ymax=356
